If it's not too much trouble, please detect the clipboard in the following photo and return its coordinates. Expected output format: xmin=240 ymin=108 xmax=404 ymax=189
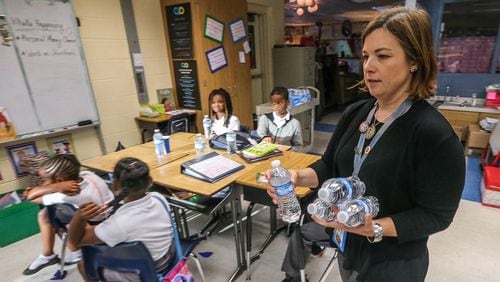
xmin=180 ymin=151 xmax=244 ymax=183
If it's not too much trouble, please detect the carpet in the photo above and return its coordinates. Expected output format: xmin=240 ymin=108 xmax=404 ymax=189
xmin=462 ymin=157 xmax=482 ymax=203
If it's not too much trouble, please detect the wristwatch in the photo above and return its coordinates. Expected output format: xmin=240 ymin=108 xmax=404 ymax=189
xmin=367 ymin=223 xmax=383 ymax=243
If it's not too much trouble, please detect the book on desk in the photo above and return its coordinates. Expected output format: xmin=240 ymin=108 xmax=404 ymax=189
xmin=181 ymin=151 xmax=244 ymax=183
xmin=237 ymin=142 xmax=283 ymax=163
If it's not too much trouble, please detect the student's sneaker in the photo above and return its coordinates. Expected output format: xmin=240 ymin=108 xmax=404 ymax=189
xmin=22 ymin=254 xmax=60 ymax=275
xmin=63 ymin=249 xmax=82 ymax=266
xmin=310 ymin=244 xmax=326 ymax=258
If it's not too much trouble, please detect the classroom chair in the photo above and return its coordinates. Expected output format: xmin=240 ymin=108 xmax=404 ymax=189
xmin=46 ymin=203 xmax=77 ymax=279
xmin=165 ymin=112 xmax=190 ymax=135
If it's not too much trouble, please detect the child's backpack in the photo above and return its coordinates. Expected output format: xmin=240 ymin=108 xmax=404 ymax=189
xmin=209 ymin=131 xmax=257 ymax=151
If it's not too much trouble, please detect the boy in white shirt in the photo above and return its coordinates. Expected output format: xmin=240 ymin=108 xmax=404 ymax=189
xmin=22 ymin=154 xmax=114 ymax=275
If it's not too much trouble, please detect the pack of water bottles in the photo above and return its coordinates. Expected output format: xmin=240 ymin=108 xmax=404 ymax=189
xmin=288 ymin=88 xmax=312 ymax=107
xmin=307 ymin=176 xmax=379 ymax=227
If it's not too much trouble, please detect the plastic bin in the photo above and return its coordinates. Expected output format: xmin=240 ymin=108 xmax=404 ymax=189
xmin=0 ymin=201 xmax=40 ymax=247
xmin=481 ymin=166 xmax=500 ymax=209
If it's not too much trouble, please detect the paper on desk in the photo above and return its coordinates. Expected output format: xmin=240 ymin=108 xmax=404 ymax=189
xmin=188 ymin=154 xmax=241 ymax=179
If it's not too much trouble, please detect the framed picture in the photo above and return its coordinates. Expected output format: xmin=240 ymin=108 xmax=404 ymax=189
xmin=204 ymin=15 xmax=224 ymax=43
xmin=47 ymin=134 xmax=76 ymax=156
xmin=6 ymin=142 xmax=38 ymax=177
xmin=229 ymin=17 xmax=246 ymax=43
xmin=205 ymin=45 xmax=228 ymax=73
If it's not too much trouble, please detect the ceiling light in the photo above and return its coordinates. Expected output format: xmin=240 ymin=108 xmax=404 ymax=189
xmin=297 ymin=0 xmax=305 ymax=6
xmin=305 ymin=0 xmax=314 ymax=6
xmin=296 ymin=8 xmax=304 ymax=16
xmin=307 ymin=4 xmax=318 ymax=13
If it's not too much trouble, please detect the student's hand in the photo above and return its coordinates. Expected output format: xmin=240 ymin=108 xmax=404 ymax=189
xmin=54 ymin=181 xmax=80 ymax=196
xmin=75 ymin=202 xmax=108 ymax=222
xmin=265 ymin=169 xmax=299 ymax=205
xmin=312 ymin=213 xmax=377 ymax=237
xmin=261 ymin=137 xmax=272 ymax=143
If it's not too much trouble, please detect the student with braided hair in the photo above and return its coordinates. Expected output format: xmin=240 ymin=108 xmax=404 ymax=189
xmin=69 ymin=157 xmax=175 ymax=281
xmin=22 ymin=154 xmax=114 ymax=275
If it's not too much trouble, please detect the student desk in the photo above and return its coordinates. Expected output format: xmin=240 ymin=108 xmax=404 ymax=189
xmin=233 ymin=151 xmax=320 ymax=280
xmin=135 ymin=111 xmax=197 ymax=143
xmin=81 ymin=132 xmax=253 ymax=280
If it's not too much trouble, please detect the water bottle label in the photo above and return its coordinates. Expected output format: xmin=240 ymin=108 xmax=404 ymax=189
xmin=338 ymin=178 xmax=353 ymax=201
xmin=274 ymin=181 xmax=294 ymax=196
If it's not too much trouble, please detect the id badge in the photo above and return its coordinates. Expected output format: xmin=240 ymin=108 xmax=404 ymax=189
xmin=332 ymin=227 xmax=347 ymax=252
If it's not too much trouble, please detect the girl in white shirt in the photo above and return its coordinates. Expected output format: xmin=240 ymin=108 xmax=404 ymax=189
xmin=209 ymin=88 xmax=240 ymax=137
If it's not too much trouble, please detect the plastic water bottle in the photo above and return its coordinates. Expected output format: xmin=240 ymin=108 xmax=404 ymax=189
xmin=269 ymin=160 xmax=301 ymax=223
xmin=336 ymin=196 xmax=379 ymax=227
xmin=194 ymin=133 xmax=205 ymax=154
xmin=226 ymin=130 xmax=237 ymax=155
xmin=153 ymin=129 xmax=166 ymax=158
xmin=307 ymin=199 xmax=335 ymax=221
xmin=203 ymin=115 xmax=212 ymax=139
xmin=318 ymin=176 xmax=366 ymax=206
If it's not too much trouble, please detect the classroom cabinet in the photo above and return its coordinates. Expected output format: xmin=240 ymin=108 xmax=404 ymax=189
xmin=273 ymin=47 xmax=316 ymax=88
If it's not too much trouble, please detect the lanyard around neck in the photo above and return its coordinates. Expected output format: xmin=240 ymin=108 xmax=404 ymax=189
xmin=352 ymin=99 xmax=413 ymax=177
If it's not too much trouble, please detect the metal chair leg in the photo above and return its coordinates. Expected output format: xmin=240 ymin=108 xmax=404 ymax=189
xmin=246 ymin=202 xmax=255 ymax=280
xmin=319 ymin=248 xmax=338 ymax=282
xmin=190 ymin=253 xmax=206 ymax=282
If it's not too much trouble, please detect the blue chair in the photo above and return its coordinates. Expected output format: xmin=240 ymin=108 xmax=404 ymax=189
xmin=46 ymin=203 xmax=77 ymax=280
xmin=165 ymin=112 xmax=190 ymax=135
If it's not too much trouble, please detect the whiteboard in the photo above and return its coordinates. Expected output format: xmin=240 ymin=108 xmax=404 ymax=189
xmin=0 ymin=0 xmax=99 ymax=137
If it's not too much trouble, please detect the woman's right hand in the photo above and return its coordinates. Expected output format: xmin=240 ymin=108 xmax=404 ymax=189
xmin=265 ymin=169 xmax=299 ymax=205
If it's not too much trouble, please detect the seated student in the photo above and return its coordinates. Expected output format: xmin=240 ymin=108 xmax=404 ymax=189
xmin=209 ymin=88 xmax=240 ymax=137
xmin=69 ymin=157 xmax=175 ymax=281
xmin=256 ymin=86 xmax=303 ymax=151
xmin=22 ymin=154 xmax=114 ymax=275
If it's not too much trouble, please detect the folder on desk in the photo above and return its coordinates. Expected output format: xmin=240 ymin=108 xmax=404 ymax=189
xmin=180 ymin=152 xmax=244 ymax=183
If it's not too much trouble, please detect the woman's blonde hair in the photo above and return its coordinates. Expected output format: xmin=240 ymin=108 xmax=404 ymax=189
xmin=358 ymin=6 xmax=437 ymax=100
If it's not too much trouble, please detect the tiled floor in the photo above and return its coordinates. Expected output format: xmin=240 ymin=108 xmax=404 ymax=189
xmin=2 ymin=110 xmax=500 ymax=281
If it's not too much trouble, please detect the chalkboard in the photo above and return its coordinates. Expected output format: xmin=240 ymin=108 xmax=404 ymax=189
xmin=0 ymin=0 xmax=99 ymax=138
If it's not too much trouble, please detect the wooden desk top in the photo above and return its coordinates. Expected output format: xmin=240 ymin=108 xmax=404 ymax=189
xmin=81 ymin=145 xmax=189 ymax=173
xmin=235 ymin=151 xmax=320 ymax=198
xmin=150 ymin=146 xmax=259 ymax=196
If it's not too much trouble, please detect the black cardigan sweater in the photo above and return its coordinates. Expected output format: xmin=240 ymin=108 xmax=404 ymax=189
xmin=310 ymin=98 xmax=465 ymax=278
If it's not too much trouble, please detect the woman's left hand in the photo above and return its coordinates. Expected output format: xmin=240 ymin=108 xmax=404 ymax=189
xmin=311 ymin=213 xmax=376 ymax=237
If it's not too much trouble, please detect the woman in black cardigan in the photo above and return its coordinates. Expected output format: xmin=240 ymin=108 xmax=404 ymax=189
xmin=267 ymin=6 xmax=465 ymax=282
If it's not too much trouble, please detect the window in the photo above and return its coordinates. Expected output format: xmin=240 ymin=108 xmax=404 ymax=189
xmin=438 ymin=0 xmax=500 ymax=74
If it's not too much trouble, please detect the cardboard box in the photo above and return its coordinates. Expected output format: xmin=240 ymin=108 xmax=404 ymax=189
xmin=466 ymin=124 xmax=490 ymax=149
xmin=452 ymin=125 xmax=466 ymax=141
xmin=481 ymin=166 xmax=500 ymax=208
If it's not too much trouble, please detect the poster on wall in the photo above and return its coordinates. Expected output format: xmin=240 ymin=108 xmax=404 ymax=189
xmin=229 ymin=17 xmax=247 ymax=43
xmin=204 ymin=15 xmax=224 ymax=43
xmin=6 ymin=142 xmax=37 ymax=178
xmin=165 ymin=3 xmax=193 ymax=59
xmin=173 ymin=60 xmax=201 ymax=110
xmin=206 ymin=46 xmax=227 ymax=73
xmin=47 ymin=134 xmax=76 ymax=155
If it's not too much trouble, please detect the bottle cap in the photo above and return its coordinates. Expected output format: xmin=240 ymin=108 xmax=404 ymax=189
xmin=162 ymin=136 xmax=170 ymax=139
xmin=307 ymin=203 xmax=317 ymax=215
xmin=197 ymin=133 xmax=202 ymax=137
xmin=318 ymin=188 xmax=330 ymax=201
xmin=154 ymin=129 xmax=160 ymax=133
xmin=204 ymin=114 xmax=209 ymax=118
xmin=336 ymin=211 xmax=348 ymax=223
xmin=271 ymin=160 xmax=281 ymax=167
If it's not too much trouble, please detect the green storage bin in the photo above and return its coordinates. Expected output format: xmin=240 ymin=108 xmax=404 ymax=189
xmin=0 ymin=201 xmax=40 ymax=247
